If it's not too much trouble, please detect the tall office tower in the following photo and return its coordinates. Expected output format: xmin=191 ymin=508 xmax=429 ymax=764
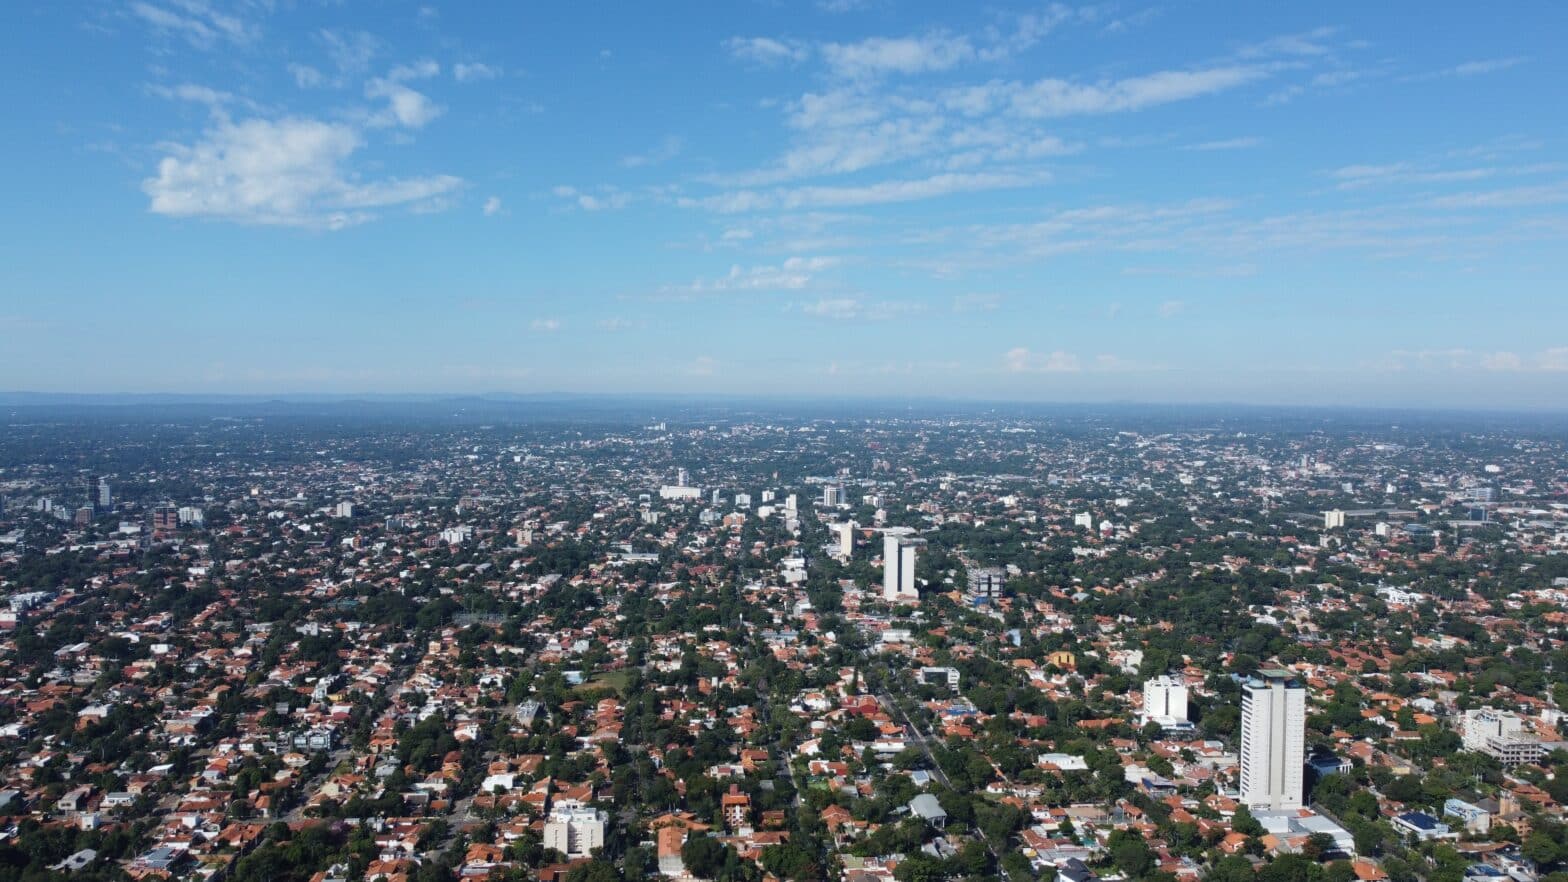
xmin=677 ymin=468 xmax=690 ymax=487
xmin=823 ymin=485 xmax=844 ymax=507
xmin=835 ymin=521 xmax=856 ymax=559
xmin=1240 ymin=671 xmax=1306 ymax=811
xmin=97 ymin=478 xmax=112 ymax=509
xmin=882 ymin=533 xmax=924 ymax=602
xmin=1142 ymin=675 xmax=1189 ymax=724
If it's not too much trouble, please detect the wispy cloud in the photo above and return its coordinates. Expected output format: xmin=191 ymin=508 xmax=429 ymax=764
xmin=1405 ymin=56 xmax=1529 ymax=81
xmin=621 ymin=135 xmax=684 ymax=168
xmin=530 ymin=318 xmax=561 ymax=332
xmin=551 ymin=185 xmax=634 ymax=211
xmin=952 ymin=292 xmax=1001 ymax=313
xmin=801 ymin=297 xmax=923 ymax=320
xmin=663 ymin=256 xmax=839 ymax=296
xmin=453 ymin=62 xmax=502 ymax=82
xmin=687 ymin=171 xmax=1042 ymax=213
xmin=1184 ymin=136 xmax=1263 ymax=151
xmin=130 ymin=0 xmax=255 ymax=49
xmin=1004 ymin=347 xmax=1080 ymax=373
xmin=724 ymin=36 xmax=809 ymax=66
xmin=821 ymin=32 xmax=975 ymax=78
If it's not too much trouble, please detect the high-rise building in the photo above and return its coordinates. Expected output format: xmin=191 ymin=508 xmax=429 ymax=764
xmin=882 ymin=532 xmax=924 ymax=602
xmin=834 ymin=521 xmax=856 ymax=559
xmin=1142 ymin=675 xmax=1189 ymax=726
xmin=97 ymin=478 xmax=112 ymax=509
xmin=823 ymin=485 xmax=844 ymax=507
xmin=677 ymin=468 xmax=690 ymax=486
xmin=1239 ymin=671 xmax=1306 ymax=811
xmin=1324 ymin=509 xmax=1346 ymax=529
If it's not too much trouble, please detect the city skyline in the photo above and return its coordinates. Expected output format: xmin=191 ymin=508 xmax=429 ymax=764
xmin=4 ymin=2 xmax=1567 ymax=406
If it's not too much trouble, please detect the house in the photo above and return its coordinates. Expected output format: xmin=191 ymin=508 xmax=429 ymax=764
xmin=909 ymin=794 xmax=947 ymax=830
xmin=1393 ymin=812 xmax=1456 ymax=841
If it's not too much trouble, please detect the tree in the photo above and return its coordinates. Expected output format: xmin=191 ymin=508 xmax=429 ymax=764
xmin=1524 ymin=832 xmax=1559 ymax=868
xmin=1108 ymin=829 xmax=1154 ymax=878
xmin=682 ymin=835 xmax=732 ymax=880
xmin=1233 ymin=805 xmax=1265 ymax=837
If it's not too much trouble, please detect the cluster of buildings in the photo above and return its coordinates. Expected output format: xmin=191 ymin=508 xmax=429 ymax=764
xmin=0 ymin=409 xmax=1564 ymax=882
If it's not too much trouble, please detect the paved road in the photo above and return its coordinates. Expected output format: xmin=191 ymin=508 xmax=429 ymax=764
xmin=875 ymin=690 xmax=1012 ymax=880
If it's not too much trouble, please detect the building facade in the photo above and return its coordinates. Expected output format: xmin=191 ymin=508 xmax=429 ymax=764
xmin=1239 ymin=670 xmax=1306 ymax=811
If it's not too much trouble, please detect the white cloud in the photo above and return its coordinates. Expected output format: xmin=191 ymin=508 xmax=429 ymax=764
xmin=802 ymin=298 xmax=862 ymax=319
xmin=550 ymin=184 xmax=632 ymax=211
xmin=1005 ymin=347 xmax=1080 ymax=373
xmin=318 ymin=29 xmax=380 ymax=78
xmin=1185 ymin=136 xmax=1263 ymax=151
xmin=530 ymin=318 xmax=561 ymax=333
xmin=130 ymin=1 xmax=254 ymax=49
xmin=1450 ymin=57 xmax=1528 ymax=76
xmin=666 ymin=256 xmax=839 ymax=295
xmin=1236 ymin=27 xmax=1338 ymax=60
xmin=388 ymin=59 xmax=440 ymax=82
xmin=143 ymin=116 xmax=463 ymax=228
xmin=483 ymin=196 xmax=502 ymax=216
xmin=1377 ymin=347 xmax=1568 ymax=374
xmin=453 ymin=62 xmax=502 ymax=82
xmin=1407 ymin=57 xmax=1529 ymax=81
xmin=288 ymin=64 xmax=324 ymax=89
xmin=621 ymin=135 xmax=684 ymax=168
xmin=147 ymin=82 xmax=237 ymax=108
xmin=687 ymin=355 xmax=719 ymax=376
xmin=724 ymin=36 xmax=810 ymax=66
xmin=1429 ymin=182 xmax=1568 ymax=209
xmin=1481 ymin=351 xmax=1523 ymax=371
xmin=691 ymin=171 xmax=1040 ymax=213
xmin=1480 ymin=348 xmax=1568 ymax=372
xmin=597 ymin=317 xmax=636 ymax=332
xmin=801 ymin=297 xmax=921 ymax=320
xmin=1008 ymin=67 xmax=1265 ymax=117
xmin=1158 ymin=299 xmax=1187 ymax=317
xmin=952 ymin=292 xmax=1001 ymax=312
xmin=365 ymin=77 xmax=442 ymax=128
xmin=821 ymin=33 xmax=975 ymax=78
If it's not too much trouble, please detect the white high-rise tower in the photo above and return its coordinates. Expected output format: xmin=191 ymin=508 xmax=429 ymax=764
xmin=1142 ymin=675 xmax=1189 ymax=725
xmin=1239 ymin=671 xmax=1306 ymax=811
xmin=835 ymin=521 xmax=857 ymax=559
xmin=882 ymin=533 xmax=924 ymax=602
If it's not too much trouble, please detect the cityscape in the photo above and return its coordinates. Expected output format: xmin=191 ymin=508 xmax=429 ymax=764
xmin=0 ymin=403 xmax=1566 ymax=882
xmin=3 ymin=3 xmax=1567 ymax=882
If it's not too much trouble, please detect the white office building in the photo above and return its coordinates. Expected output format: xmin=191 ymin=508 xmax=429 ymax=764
xmin=1240 ymin=671 xmax=1306 ymax=811
xmin=543 ymin=804 xmax=607 ymax=858
xmin=1462 ymin=707 xmax=1525 ymax=751
xmin=883 ymin=532 xmax=924 ymax=602
xmin=1142 ymin=675 xmax=1189 ymax=727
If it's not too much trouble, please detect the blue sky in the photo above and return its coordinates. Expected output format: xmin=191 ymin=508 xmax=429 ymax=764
xmin=3 ymin=1 xmax=1566 ymax=407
